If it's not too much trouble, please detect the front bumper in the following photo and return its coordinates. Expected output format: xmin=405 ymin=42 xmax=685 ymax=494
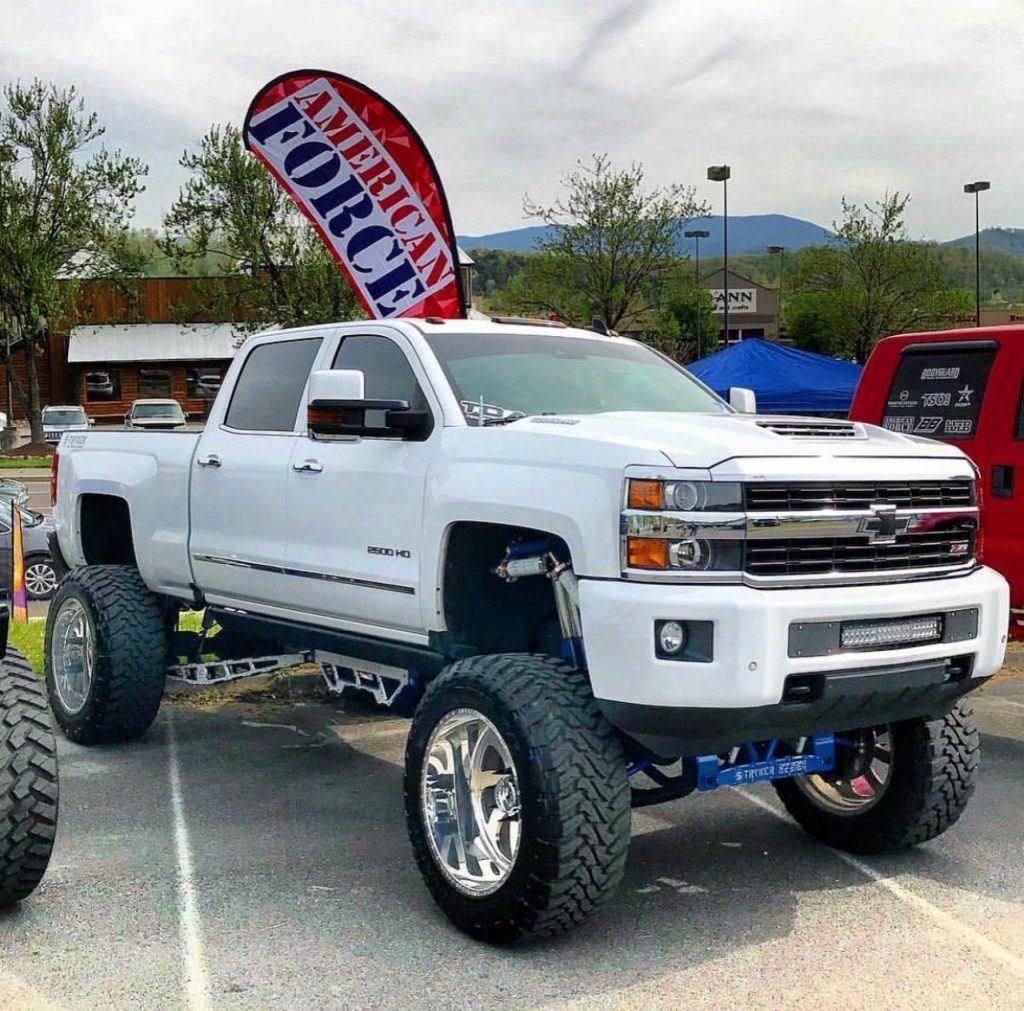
xmin=579 ymin=566 xmax=1008 ymax=755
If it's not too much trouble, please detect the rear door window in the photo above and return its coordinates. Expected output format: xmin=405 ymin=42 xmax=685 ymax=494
xmin=225 ymin=337 xmax=322 ymax=432
xmin=882 ymin=345 xmax=997 ymax=440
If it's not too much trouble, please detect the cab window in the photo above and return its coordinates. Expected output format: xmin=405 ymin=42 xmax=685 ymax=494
xmin=882 ymin=344 xmax=997 ymax=440
xmin=331 ymin=334 xmax=433 ymax=439
xmin=225 ymin=337 xmax=322 ymax=432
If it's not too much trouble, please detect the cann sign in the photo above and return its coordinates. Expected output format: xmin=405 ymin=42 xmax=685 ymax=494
xmin=709 ymin=288 xmax=757 ymax=314
xmin=882 ymin=347 xmax=996 ymax=440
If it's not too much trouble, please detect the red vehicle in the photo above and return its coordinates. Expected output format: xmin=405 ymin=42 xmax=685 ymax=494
xmin=851 ymin=325 xmax=1024 ymax=633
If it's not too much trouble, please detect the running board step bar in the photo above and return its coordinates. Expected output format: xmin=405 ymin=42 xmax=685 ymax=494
xmin=167 ymin=650 xmax=411 ymax=707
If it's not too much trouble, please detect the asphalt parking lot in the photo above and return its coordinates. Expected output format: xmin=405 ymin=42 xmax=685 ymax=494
xmin=1 ymin=666 xmax=1022 ymax=1010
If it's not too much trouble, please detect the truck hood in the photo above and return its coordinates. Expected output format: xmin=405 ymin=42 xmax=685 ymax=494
xmin=513 ymin=412 xmax=970 ymax=468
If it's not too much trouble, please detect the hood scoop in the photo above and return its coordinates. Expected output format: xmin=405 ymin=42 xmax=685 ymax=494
xmin=755 ymin=418 xmax=864 ymax=439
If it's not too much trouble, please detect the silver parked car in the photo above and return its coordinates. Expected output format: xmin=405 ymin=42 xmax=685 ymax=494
xmin=125 ymin=399 xmax=187 ymax=431
xmin=42 ymin=404 xmax=92 ymax=444
xmin=0 ymin=479 xmax=29 ymax=508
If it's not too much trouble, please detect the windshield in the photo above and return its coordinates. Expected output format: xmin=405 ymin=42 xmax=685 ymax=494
xmin=424 ymin=332 xmax=726 ymax=419
xmin=133 ymin=403 xmax=184 ymax=419
xmin=43 ymin=409 xmax=86 ymax=425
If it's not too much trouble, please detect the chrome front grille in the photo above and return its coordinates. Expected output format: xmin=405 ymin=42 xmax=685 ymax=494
xmin=746 ymin=531 xmax=975 ymax=578
xmin=745 ymin=480 xmax=975 ymax=512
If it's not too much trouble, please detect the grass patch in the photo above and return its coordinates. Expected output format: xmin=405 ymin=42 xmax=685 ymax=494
xmin=0 ymin=456 xmax=51 ymax=468
xmin=9 ymin=618 xmax=46 ymax=673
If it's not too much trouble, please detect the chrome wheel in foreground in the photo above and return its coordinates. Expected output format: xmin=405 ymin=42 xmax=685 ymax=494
xmin=25 ymin=559 xmax=58 ymax=598
xmin=795 ymin=728 xmax=893 ymax=814
xmin=50 ymin=597 xmax=95 ymax=716
xmin=421 ymin=708 xmax=522 ymax=896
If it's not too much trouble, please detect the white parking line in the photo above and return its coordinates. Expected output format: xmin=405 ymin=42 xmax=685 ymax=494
xmin=167 ymin=715 xmax=213 ymax=1011
xmin=735 ymin=787 xmax=1024 ymax=980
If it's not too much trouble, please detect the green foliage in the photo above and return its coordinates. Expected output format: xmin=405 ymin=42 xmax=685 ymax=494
xmin=646 ymin=262 xmax=719 ymax=361
xmin=466 ymin=248 xmax=534 ymax=307
xmin=162 ymin=124 xmax=361 ymax=331
xmin=0 ymin=79 xmax=147 ymax=440
xmin=788 ymin=193 xmax=972 ymax=362
xmin=509 ymin=155 xmax=709 ymax=330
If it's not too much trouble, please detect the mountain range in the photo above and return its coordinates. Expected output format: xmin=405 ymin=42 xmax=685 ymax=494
xmin=458 ymin=218 xmax=1024 ymax=260
xmin=458 ymin=214 xmax=833 ymax=258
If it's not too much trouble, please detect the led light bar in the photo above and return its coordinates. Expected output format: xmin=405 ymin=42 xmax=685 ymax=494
xmin=840 ymin=615 xmax=942 ymax=650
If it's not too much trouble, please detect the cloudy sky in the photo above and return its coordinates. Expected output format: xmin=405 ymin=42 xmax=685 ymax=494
xmin=2 ymin=0 xmax=1020 ymax=240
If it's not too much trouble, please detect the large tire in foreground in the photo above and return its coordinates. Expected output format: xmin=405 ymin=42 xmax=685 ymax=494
xmin=773 ymin=703 xmax=979 ymax=854
xmin=45 ymin=565 xmax=167 ymax=745
xmin=405 ymin=654 xmax=631 ymax=943
xmin=1 ymin=647 xmax=59 ymax=906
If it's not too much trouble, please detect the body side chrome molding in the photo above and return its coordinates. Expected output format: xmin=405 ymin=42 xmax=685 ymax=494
xmin=192 ymin=553 xmax=416 ymax=595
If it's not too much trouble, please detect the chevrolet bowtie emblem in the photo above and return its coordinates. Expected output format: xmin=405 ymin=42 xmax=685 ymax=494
xmin=858 ymin=503 xmax=909 ymax=545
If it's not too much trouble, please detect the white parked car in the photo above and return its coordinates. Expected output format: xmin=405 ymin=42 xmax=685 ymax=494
xmin=47 ymin=318 xmax=1008 ymax=943
xmin=124 ymin=399 xmax=187 ymax=431
xmin=42 ymin=404 xmax=91 ymax=444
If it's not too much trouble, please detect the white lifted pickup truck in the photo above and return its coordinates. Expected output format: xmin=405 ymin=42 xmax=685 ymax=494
xmin=46 ymin=318 xmax=1008 ymax=942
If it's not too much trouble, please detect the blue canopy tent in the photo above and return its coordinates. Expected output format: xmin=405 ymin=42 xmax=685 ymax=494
xmin=686 ymin=338 xmax=863 ymax=415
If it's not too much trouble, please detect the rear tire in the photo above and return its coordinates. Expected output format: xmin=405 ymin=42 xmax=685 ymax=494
xmin=773 ymin=703 xmax=979 ymax=854
xmin=0 ymin=647 xmax=59 ymax=906
xmin=405 ymin=654 xmax=631 ymax=943
xmin=45 ymin=566 xmax=167 ymax=745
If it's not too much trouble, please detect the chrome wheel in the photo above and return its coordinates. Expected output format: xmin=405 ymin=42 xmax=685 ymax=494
xmin=795 ymin=728 xmax=893 ymax=814
xmin=50 ymin=597 xmax=95 ymax=715
xmin=25 ymin=558 xmax=58 ymax=599
xmin=421 ymin=708 xmax=522 ymax=896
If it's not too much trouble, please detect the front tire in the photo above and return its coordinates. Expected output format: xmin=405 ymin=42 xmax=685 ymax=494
xmin=773 ymin=704 xmax=979 ymax=854
xmin=45 ymin=566 xmax=168 ymax=745
xmin=405 ymin=654 xmax=631 ymax=943
xmin=0 ymin=647 xmax=59 ymax=906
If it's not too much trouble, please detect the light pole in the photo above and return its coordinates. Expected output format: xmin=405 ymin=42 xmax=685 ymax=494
xmin=707 ymin=165 xmax=731 ymax=344
xmin=963 ymin=180 xmax=990 ymax=327
xmin=685 ymin=228 xmax=710 ymax=357
xmin=767 ymin=245 xmax=786 ymax=340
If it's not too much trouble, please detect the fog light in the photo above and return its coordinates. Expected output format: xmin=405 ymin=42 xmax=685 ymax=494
xmin=658 ymin=620 xmax=687 ymax=654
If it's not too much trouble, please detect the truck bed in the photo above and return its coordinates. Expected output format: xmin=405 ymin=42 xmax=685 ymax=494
xmin=54 ymin=430 xmax=201 ymax=600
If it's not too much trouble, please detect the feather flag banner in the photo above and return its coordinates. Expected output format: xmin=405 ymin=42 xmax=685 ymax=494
xmin=244 ymin=70 xmax=465 ymax=319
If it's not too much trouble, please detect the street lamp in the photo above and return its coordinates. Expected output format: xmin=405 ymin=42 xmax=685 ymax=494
xmin=767 ymin=245 xmax=786 ymax=340
xmin=963 ymin=180 xmax=991 ymax=327
xmin=685 ymin=228 xmax=710 ymax=356
xmin=707 ymin=165 xmax=731 ymax=345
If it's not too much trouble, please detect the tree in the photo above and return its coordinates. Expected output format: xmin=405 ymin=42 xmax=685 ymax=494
xmin=508 ymin=155 xmax=708 ymax=330
xmin=788 ymin=193 xmax=972 ymax=362
xmin=0 ymin=80 xmax=147 ymax=442
xmin=162 ymin=124 xmax=360 ymax=330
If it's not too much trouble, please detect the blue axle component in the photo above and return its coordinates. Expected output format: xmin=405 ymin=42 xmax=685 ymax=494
xmin=628 ymin=734 xmax=838 ymax=795
xmin=694 ymin=733 xmax=836 ymax=791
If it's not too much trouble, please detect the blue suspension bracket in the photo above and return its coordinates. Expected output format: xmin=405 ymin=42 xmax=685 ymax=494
xmin=694 ymin=733 xmax=836 ymax=791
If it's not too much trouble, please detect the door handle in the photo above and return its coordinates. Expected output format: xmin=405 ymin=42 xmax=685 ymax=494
xmin=992 ymin=464 xmax=1015 ymax=498
xmin=292 ymin=459 xmax=323 ymax=473
xmin=196 ymin=454 xmax=222 ymax=468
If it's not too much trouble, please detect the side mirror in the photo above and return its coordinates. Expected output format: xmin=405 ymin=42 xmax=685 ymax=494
xmin=306 ymin=369 xmax=423 ymax=440
xmin=729 ymin=387 xmax=757 ymax=414
xmin=89 ymin=418 xmax=96 ymax=426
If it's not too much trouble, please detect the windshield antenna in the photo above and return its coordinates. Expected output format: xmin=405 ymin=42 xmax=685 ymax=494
xmin=477 ymin=394 xmax=485 ymax=428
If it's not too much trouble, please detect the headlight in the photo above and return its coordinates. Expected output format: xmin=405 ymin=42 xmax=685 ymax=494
xmin=627 ymin=479 xmax=742 ymax=512
xmin=624 ymin=479 xmax=744 ymax=575
xmin=627 ymin=536 xmax=742 ymax=571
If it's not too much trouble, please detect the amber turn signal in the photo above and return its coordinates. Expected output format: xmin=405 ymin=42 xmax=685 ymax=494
xmin=628 ymin=480 xmax=664 ymax=510
xmin=627 ymin=537 xmax=669 ymax=569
